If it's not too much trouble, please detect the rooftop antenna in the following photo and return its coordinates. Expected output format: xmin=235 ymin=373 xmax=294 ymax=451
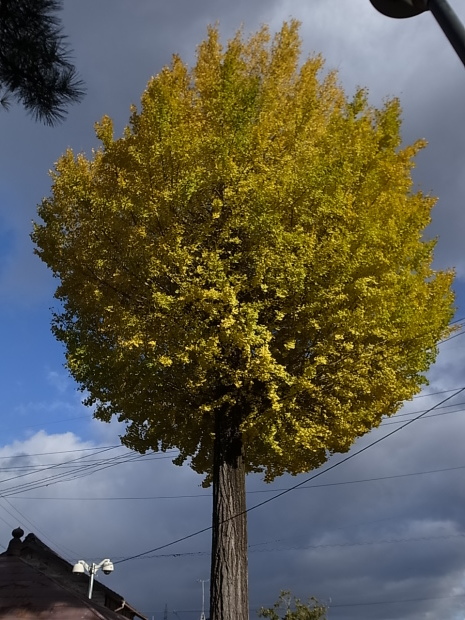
xmin=197 ymin=579 xmax=209 ymax=620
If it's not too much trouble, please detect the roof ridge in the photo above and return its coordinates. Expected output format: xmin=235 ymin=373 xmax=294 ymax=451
xmin=1 ymin=529 xmax=148 ymax=620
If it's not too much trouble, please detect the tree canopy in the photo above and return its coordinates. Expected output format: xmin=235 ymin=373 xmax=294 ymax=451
xmin=0 ymin=0 xmax=84 ymax=124
xmin=33 ymin=20 xmax=454 ymax=620
xmin=33 ymin=20 xmax=453 ymax=480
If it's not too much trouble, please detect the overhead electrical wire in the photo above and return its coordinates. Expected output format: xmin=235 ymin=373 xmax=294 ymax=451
xmin=381 ymin=406 xmax=465 ymax=426
xmin=1 ymin=448 xmax=137 ymax=495
xmin=247 ymin=532 xmax=465 ymax=553
xmin=0 ymin=447 xmax=171 ymax=557
xmin=0 ymin=447 xmax=132 ymax=555
xmin=440 ymin=330 xmax=465 ymax=344
xmin=0 ymin=508 xmax=16 ymax=530
xmin=0 ymin=447 xmax=178 ymax=484
xmin=0 ymin=399 xmax=460 ymax=484
xmin=1 ymin=390 xmax=462 ymax=480
xmin=0 ymin=386 xmax=462 ymax=459
xmin=382 ymin=399 xmax=465 ymax=418
xmin=0 ymin=445 xmax=120 ymax=487
xmin=0 ymin=446 xmax=179 ymax=556
xmin=0 ymin=450 xmax=174 ymax=498
xmin=2 ymin=384 xmax=463 ymax=569
xmin=3 ymin=388 xmax=462 ymax=556
xmin=438 ymin=315 xmax=465 ymax=344
xmin=412 ymin=386 xmax=465 ymax=399
xmin=1 ymin=315 xmax=462 ymax=563
xmin=0 ymin=445 xmax=122 ymax=459
xmin=0 ymin=413 xmax=94 ymax=433
xmin=2 ymin=416 xmax=461 ymax=501
xmin=114 ymin=386 xmax=465 ymax=565
xmin=109 ymin=531 xmax=465 ymax=561
xmin=3 ymin=402 xmax=463 ymax=474
xmin=10 ymin=462 xmax=465 ymax=501
xmin=0 ymin=496 xmax=80 ymax=561
xmin=327 ymin=593 xmax=465 ymax=608
xmin=144 ymin=591 xmax=465 ymax=616
xmin=244 ymin=388 xmax=465 ymax=514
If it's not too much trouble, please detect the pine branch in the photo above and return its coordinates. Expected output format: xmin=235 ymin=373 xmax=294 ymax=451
xmin=0 ymin=0 xmax=85 ymax=124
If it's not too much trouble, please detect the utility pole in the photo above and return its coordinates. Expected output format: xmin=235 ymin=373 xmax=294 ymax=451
xmin=163 ymin=603 xmax=168 ymax=620
xmin=197 ymin=579 xmax=209 ymax=620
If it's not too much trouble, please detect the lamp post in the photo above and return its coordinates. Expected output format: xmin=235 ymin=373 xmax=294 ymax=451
xmin=197 ymin=579 xmax=209 ymax=620
xmin=72 ymin=558 xmax=114 ymax=599
xmin=369 ymin=0 xmax=465 ymax=67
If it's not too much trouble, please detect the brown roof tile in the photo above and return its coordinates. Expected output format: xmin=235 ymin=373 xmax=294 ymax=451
xmin=0 ymin=555 xmax=133 ymax=620
xmin=1 ymin=529 xmax=147 ymax=620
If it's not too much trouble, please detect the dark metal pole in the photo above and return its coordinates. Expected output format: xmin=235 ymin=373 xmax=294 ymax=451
xmin=428 ymin=0 xmax=465 ymax=67
xmin=370 ymin=0 xmax=465 ymax=68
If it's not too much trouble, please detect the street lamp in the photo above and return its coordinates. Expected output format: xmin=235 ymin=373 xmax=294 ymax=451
xmin=72 ymin=558 xmax=114 ymax=599
xmin=197 ymin=579 xmax=209 ymax=620
xmin=370 ymin=0 xmax=465 ymax=67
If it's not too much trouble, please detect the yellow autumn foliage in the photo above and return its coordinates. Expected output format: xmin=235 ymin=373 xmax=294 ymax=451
xmin=33 ymin=21 xmax=454 ymax=481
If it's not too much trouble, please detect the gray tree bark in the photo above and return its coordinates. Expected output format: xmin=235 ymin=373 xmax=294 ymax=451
xmin=210 ymin=408 xmax=249 ymax=620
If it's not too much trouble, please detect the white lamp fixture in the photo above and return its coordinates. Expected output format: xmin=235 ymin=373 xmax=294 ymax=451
xmin=72 ymin=558 xmax=114 ymax=599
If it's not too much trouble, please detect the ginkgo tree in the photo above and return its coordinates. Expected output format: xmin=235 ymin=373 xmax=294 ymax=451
xmin=32 ymin=21 xmax=454 ymax=620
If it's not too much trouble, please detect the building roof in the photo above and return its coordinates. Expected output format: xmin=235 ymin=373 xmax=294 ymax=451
xmin=0 ymin=528 xmax=147 ymax=620
xmin=0 ymin=554 xmax=128 ymax=620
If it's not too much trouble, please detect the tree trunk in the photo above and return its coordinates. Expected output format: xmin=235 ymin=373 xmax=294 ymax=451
xmin=210 ymin=408 xmax=248 ymax=620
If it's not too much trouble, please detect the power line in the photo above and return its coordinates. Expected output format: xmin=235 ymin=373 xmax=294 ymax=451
xmin=1 ymin=374 xmax=462 ymax=564
xmin=0 ymin=386 xmax=460 ymax=459
xmin=0 ymin=507 xmax=17 ymax=530
xmin=244 ymin=388 xmax=465 ymax=515
xmin=0 ymin=413 xmax=93 ymax=433
xmin=440 ymin=330 xmax=465 ymax=344
xmin=385 ymin=399 xmax=465 ymax=418
xmin=0 ymin=451 xmax=156 ymax=498
xmin=2 ymin=399 xmax=462 ymax=480
xmin=11 ymin=463 xmax=465 ymax=501
xmin=122 ymin=531 xmax=465 ymax=560
xmin=249 ymin=532 xmax=465 ymax=553
xmin=0 ymin=448 xmax=172 ymax=556
xmin=0 ymin=448 xmax=168 ymax=498
xmin=381 ymin=406 xmax=465 ymax=426
xmin=0 ymin=452 xmax=176 ymax=473
xmin=0 ymin=496 xmax=79 ymax=561
xmin=0 ymin=446 xmax=182 ymax=500
xmin=0 ymin=445 xmax=119 ymax=487
xmin=1 ymin=383 xmax=462 ymax=561
xmin=0 ymin=384 xmax=461 ymax=452
xmin=412 ymin=386 xmax=465 ymax=399
xmin=0 ymin=445 xmax=121 ymax=459
xmin=328 ymin=593 xmax=465 ymax=608
xmin=114 ymin=387 xmax=465 ymax=565
xmin=144 ymin=591 xmax=465 ymax=615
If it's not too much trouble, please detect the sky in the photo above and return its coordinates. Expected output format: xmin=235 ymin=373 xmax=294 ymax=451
xmin=0 ymin=1 xmax=465 ymax=619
